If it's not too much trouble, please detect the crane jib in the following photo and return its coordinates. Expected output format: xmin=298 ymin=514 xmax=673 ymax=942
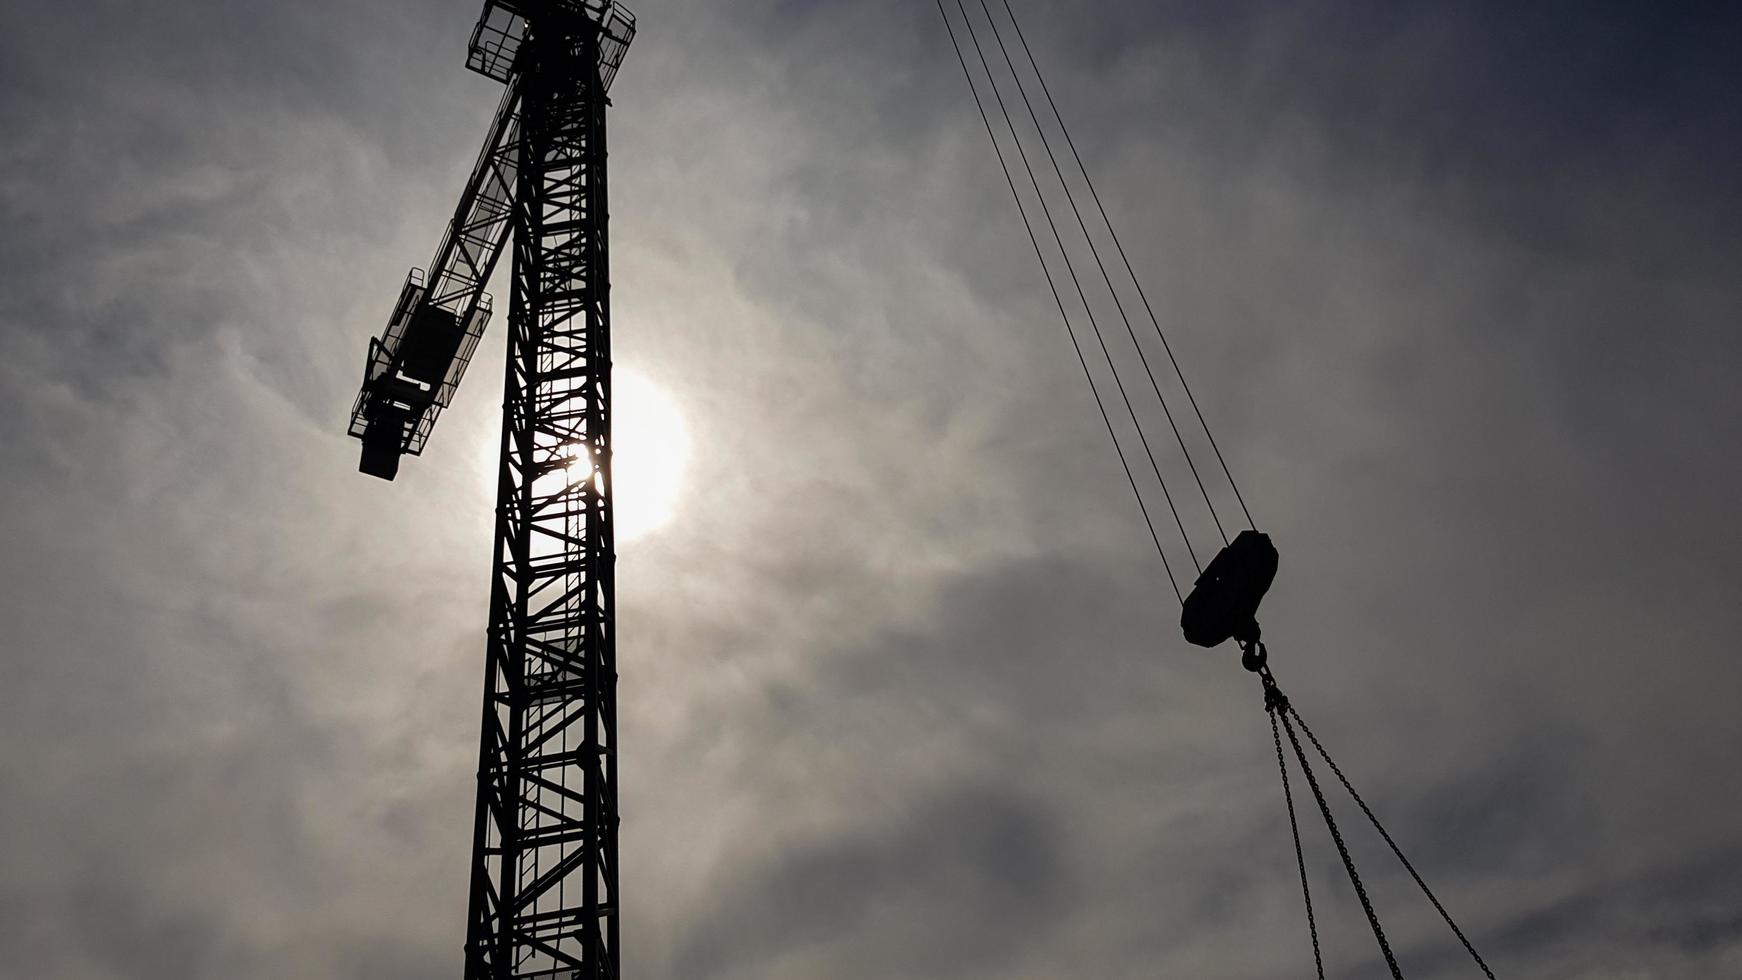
xmin=346 ymin=80 xmax=522 ymax=479
xmin=348 ymin=1 xmax=637 ymax=481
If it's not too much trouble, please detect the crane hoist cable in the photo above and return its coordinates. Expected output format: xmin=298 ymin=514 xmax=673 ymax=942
xmin=990 ymin=0 xmax=1256 ymax=535
xmin=944 ymin=0 xmax=1206 ymax=577
xmin=937 ymin=2 xmax=1501 ymax=976
xmin=935 ymin=0 xmax=1186 ymax=600
xmin=972 ymin=0 xmax=1242 ymax=550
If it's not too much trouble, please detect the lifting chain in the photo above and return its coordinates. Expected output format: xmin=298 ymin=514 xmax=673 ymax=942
xmin=1246 ymin=637 xmax=1498 ymax=979
xmin=1269 ymin=705 xmax=1324 ymax=980
xmin=1248 ymin=638 xmax=1405 ymax=979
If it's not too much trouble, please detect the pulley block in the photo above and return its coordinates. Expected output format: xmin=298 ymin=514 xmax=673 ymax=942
xmin=1180 ymin=529 xmax=1278 ymax=648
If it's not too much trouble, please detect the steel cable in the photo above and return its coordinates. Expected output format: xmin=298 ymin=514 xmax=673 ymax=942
xmin=951 ymin=0 xmax=1203 ymax=575
xmin=975 ymin=0 xmax=1230 ymax=547
xmin=936 ymin=0 xmax=1183 ymax=601
xmin=996 ymin=0 xmax=1256 ymax=531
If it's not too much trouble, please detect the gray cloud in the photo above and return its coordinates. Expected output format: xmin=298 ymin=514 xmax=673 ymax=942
xmin=2 ymin=1 xmax=1739 ymax=978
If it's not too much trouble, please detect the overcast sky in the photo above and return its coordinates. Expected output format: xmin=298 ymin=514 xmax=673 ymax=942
xmin=2 ymin=1 xmax=1740 ymax=978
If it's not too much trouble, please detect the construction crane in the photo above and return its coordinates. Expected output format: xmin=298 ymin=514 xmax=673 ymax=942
xmin=346 ymin=2 xmax=635 ymax=977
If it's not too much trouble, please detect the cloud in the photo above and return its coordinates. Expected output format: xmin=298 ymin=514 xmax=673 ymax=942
xmin=1 ymin=1 xmax=1739 ymax=978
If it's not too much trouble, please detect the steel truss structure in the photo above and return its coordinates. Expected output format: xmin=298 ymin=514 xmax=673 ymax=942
xmin=348 ymin=2 xmax=635 ymax=977
xmin=468 ymin=8 xmax=620 ymax=979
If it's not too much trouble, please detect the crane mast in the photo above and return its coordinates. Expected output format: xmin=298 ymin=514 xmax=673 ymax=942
xmin=347 ymin=2 xmax=635 ymax=977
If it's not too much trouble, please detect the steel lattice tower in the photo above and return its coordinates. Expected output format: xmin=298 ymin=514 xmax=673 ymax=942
xmin=346 ymin=3 xmax=634 ymax=977
xmin=470 ymin=10 xmax=618 ymax=978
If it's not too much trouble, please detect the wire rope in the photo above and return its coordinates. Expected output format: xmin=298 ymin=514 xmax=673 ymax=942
xmin=953 ymin=0 xmax=1203 ymax=574
xmin=997 ymin=0 xmax=1256 ymax=530
xmin=936 ymin=0 xmax=1183 ymax=601
xmin=975 ymin=0 xmax=1230 ymax=547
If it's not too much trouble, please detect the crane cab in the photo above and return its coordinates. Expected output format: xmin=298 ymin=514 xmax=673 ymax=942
xmin=347 ymin=269 xmax=492 ymax=481
xmin=359 ymin=402 xmax=414 ymax=481
xmin=355 ymin=335 xmax=431 ymax=481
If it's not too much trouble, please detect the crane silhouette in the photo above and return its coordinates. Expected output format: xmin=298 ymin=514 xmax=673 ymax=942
xmin=347 ymin=3 xmax=635 ymax=977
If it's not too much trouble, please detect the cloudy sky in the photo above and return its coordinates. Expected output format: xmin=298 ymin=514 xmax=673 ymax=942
xmin=3 ymin=1 xmax=1740 ymax=977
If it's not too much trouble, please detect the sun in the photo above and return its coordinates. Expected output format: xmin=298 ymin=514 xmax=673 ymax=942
xmin=605 ymin=367 xmax=690 ymax=542
xmin=472 ymin=366 xmax=689 ymax=542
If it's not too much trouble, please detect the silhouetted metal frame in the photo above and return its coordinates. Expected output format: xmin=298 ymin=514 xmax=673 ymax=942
xmin=464 ymin=9 xmax=619 ymax=979
xmin=348 ymin=84 xmax=519 ymax=458
xmin=348 ymin=0 xmax=633 ymax=471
